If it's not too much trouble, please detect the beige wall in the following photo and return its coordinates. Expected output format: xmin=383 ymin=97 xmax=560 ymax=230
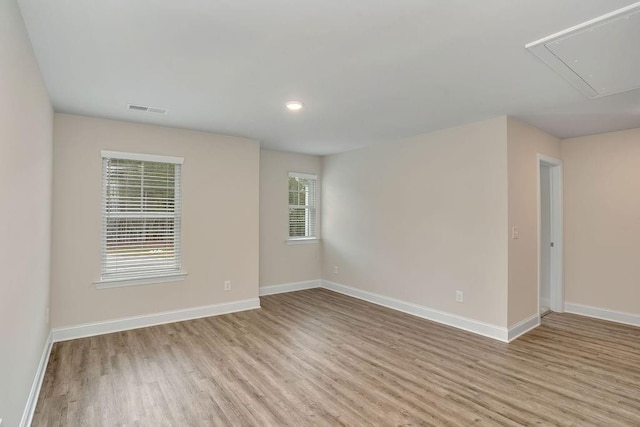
xmin=562 ymin=128 xmax=640 ymax=315
xmin=0 ymin=1 xmax=53 ymax=425
xmin=322 ymin=117 xmax=509 ymax=327
xmin=259 ymin=150 xmax=322 ymax=287
xmin=506 ymin=118 xmax=560 ymax=326
xmin=51 ymin=114 xmax=260 ymax=327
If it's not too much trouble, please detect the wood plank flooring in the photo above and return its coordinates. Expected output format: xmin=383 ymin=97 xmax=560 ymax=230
xmin=33 ymin=288 xmax=640 ymax=426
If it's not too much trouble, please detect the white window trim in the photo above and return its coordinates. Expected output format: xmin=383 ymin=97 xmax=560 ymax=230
xmin=97 ymin=150 xmax=186 ymax=289
xmin=286 ymin=237 xmax=321 ymax=245
xmin=101 ymin=150 xmax=184 ymax=165
xmin=289 ymin=171 xmax=317 ymax=180
xmin=288 ymin=172 xmax=319 ymax=240
xmin=94 ymin=272 xmax=188 ymax=289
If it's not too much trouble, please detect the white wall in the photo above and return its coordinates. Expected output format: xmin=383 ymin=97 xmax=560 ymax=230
xmin=259 ymin=150 xmax=322 ymax=287
xmin=506 ymin=118 xmax=560 ymax=326
xmin=322 ymin=117 xmax=509 ymax=327
xmin=0 ymin=1 xmax=53 ymax=425
xmin=562 ymin=127 xmax=640 ymax=315
xmin=51 ymin=114 xmax=260 ymax=327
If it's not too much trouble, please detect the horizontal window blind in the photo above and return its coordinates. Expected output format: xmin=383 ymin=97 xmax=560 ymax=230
xmin=288 ymin=172 xmax=317 ymax=238
xmin=101 ymin=153 xmax=182 ymax=280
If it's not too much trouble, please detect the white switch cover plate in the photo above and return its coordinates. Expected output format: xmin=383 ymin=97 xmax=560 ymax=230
xmin=456 ymin=290 xmax=464 ymax=303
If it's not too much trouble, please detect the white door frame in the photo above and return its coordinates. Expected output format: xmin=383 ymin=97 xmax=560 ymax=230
xmin=537 ymin=154 xmax=564 ymax=315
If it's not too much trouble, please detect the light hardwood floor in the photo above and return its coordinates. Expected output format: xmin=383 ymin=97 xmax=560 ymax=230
xmin=33 ymin=288 xmax=640 ymax=426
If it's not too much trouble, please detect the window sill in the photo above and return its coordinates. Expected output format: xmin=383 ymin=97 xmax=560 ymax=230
xmin=94 ymin=272 xmax=188 ymax=289
xmin=286 ymin=238 xmax=321 ymax=245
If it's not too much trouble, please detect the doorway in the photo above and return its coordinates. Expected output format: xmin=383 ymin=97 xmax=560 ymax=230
xmin=538 ymin=155 xmax=564 ymax=318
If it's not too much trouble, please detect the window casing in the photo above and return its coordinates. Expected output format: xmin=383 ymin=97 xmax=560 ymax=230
xmin=97 ymin=151 xmax=185 ymax=287
xmin=288 ymin=172 xmax=317 ymax=240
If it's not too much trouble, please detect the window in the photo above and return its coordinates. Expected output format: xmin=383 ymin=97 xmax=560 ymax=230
xmin=288 ymin=172 xmax=317 ymax=240
xmin=96 ymin=151 xmax=185 ymax=287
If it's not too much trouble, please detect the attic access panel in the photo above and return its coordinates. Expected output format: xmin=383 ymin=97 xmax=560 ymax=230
xmin=526 ymin=2 xmax=640 ymax=99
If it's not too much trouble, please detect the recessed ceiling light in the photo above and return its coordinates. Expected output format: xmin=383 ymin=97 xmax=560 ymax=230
xmin=286 ymin=101 xmax=304 ymax=111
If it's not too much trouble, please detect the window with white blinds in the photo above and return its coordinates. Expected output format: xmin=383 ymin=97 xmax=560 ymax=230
xmin=99 ymin=151 xmax=184 ymax=284
xmin=288 ymin=172 xmax=317 ymax=239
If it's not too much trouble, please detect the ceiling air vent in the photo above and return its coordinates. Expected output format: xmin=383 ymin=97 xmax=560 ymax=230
xmin=526 ymin=2 xmax=640 ymax=99
xmin=127 ymin=104 xmax=168 ymax=114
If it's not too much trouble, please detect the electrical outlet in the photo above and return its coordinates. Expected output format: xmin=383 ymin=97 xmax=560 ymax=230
xmin=511 ymin=226 xmax=519 ymax=239
xmin=333 ymin=265 xmax=339 ymax=274
xmin=224 ymin=280 xmax=231 ymax=291
xmin=456 ymin=290 xmax=464 ymax=303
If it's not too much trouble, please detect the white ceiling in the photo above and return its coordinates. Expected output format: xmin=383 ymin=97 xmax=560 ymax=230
xmin=18 ymin=0 xmax=640 ymax=155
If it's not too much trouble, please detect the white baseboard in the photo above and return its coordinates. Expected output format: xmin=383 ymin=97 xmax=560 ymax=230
xmin=51 ymin=298 xmax=260 ymax=342
xmin=259 ymin=280 xmax=321 ymax=296
xmin=565 ymin=302 xmax=640 ymax=327
xmin=20 ymin=331 xmax=53 ymax=427
xmin=321 ymin=280 xmax=509 ymax=342
xmin=261 ymin=280 xmax=545 ymax=342
xmin=507 ymin=314 xmax=540 ymax=342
